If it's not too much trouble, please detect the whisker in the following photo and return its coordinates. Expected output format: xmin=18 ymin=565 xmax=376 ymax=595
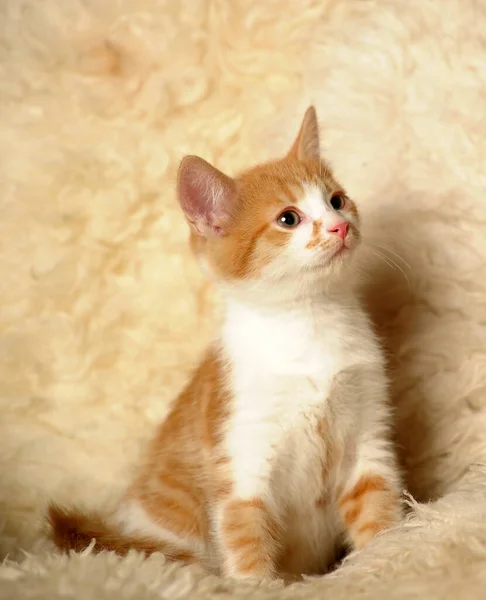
xmin=369 ymin=242 xmax=412 ymax=271
xmin=348 ymin=263 xmax=371 ymax=281
xmin=369 ymin=249 xmax=412 ymax=292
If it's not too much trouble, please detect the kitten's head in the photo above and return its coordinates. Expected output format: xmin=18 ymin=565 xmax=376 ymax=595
xmin=177 ymin=107 xmax=360 ymax=293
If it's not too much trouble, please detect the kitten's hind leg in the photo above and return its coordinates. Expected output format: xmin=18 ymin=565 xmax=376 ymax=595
xmin=117 ymin=466 xmax=212 ymax=569
xmin=115 ymin=499 xmax=205 ymax=564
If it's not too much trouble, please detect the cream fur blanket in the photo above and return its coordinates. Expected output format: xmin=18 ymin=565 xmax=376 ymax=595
xmin=1 ymin=1 xmax=486 ymax=598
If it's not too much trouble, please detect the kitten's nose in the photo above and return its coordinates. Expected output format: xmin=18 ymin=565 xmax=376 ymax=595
xmin=327 ymin=221 xmax=348 ymax=240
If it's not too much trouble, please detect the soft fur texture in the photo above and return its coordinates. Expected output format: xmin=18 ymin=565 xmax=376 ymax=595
xmin=48 ymin=118 xmax=403 ymax=579
xmin=1 ymin=0 xmax=486 ymax=598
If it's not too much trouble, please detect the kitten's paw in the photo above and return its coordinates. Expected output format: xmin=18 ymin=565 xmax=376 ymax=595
xmin=338 ymin=472 xmax=402 ymax=550
xmin=223 ymin=562 xmax=276 ymax=582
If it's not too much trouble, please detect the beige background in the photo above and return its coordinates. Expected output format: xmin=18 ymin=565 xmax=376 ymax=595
xmin=0 ymin=0 xmax=485 ymax=598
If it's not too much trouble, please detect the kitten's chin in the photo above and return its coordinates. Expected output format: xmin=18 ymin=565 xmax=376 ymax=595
xmin=331 ymin=234 xmax=360 ymax=258
xmin=311 ymin=242 xmax=356 ymax=272
xmin=298 ymin=246 xmax=360 ymax=291
xmin=332 ymin=245 xmax=347 ymax=259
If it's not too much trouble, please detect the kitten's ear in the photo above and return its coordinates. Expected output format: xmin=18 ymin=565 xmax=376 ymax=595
xmin=287 ymin=106 xmax=320 ymax=161
xmin=177 ymin=155 xmax=237 ymax=237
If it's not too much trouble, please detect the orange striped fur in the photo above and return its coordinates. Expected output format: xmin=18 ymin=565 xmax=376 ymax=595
xmin=219 ymin=498 xmax=280 ymax=579
xmin=48 ymin=107 xmax=402 ymax=580
xmin=48 ymin=504 xmax=199 ymax=564
xmin=338 ymin=474 xmax=400 ymax=548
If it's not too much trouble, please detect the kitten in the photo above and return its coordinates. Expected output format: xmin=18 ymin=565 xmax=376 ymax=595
xmin=48 ymin=106 xmax=403 ymax=580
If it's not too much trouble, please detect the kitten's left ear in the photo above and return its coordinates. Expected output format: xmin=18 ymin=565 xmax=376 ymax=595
xmin=177 ymin=155 xmax=237 ymax=237
xmin=287 ymin=105 xmax=320 ymax=161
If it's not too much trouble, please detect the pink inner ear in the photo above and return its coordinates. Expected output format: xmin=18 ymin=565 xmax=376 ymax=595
xmin=177 ymin=156 xmax=236 ymax=236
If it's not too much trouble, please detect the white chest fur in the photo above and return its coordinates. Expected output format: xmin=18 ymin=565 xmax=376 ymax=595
xmin=220 ymin=294 xmax=383 ymax=503
xmin=222 ymin=295 xmax=378 ymax=385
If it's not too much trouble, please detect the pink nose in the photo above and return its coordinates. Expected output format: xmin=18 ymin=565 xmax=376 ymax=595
xmin=327 ymin=221 xmax=348 ymax=239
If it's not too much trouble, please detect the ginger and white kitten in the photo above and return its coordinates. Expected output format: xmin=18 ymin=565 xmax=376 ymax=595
xmin=49 ymin=106 xmax=402 ymax=580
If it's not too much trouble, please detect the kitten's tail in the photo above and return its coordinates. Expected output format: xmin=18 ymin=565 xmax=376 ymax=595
xmin=47 ymin=504 xmax=196 ymax=563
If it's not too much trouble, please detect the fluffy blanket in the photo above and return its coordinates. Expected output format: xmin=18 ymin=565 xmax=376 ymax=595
xmin=1 ymin=0 xmax=486 ymax=598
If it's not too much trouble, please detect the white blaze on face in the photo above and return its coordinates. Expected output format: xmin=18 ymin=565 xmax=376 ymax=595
xmin=303 ymin=184 xmax=348 ymax=229
xmin=261 ymin=183 xmax=357 ymax=281
xmin=288 ymin=184 xmax=345 ymax=261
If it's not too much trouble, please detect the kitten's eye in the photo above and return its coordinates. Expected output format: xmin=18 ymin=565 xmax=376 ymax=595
xmin=277 ymin=210 xmax=301 ymax=228
xmin=330 ymin=194 xmax=346 ymax=211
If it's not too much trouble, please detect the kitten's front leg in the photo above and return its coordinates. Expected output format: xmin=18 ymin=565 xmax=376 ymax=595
xmin=217 ymin=496 xmax=280 ymax=580
xmin=337 ymin=440 xmax=403 ymax=550
xmin=215 ymin=422 xmax=283 ymax=580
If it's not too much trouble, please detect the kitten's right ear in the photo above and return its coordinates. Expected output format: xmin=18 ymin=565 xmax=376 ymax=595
xmin=287 ymin=106 xmax=320 ymax=161
xmin=177 ymin=155 xmax=237 ymax=237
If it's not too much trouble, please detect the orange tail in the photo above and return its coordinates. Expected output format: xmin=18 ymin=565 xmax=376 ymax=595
xmin=47 ymin=504 xmax=197 ymax=563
